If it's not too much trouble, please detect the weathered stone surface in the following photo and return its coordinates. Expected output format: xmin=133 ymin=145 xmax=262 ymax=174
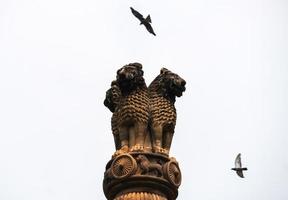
xmin=115 ymin=192 xmax=167 ymax=200
xmin=148 ymin=68 xmax=186 ymax=155
xmin=103 ymin=63 xmax=186 ymax=200
xmin=103 ymin=153 xmax=181 ymax=200
xmin=104 ymin=64 xmax=186 ymax=156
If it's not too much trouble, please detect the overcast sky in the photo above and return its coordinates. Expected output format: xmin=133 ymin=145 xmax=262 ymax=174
xmin=0 ymin=0 xmax=288 ymax=200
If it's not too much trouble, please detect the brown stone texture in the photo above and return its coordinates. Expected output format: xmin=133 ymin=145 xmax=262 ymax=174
xmin=103 ymin=64 xmax=186 ymax=200
xmin=103 ymin=153 xmax=180 ymax=200
xmin=148 ymin=68 xmax=186 ymax=154
xmin=115 ymin=192 xmax=167 ymax=200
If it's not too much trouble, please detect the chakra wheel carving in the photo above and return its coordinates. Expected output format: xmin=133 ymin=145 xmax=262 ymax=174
xmin=163 ymin=161 xmax=182 ymax=187
xmin=111 ymin=154 xmax=137 ymax=179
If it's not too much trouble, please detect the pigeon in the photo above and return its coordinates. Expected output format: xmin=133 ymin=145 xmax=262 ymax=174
xmin=231 ymin=153 xmax=248 ymax=178
xmin=130 ymin=7 xmax=156 ymax=36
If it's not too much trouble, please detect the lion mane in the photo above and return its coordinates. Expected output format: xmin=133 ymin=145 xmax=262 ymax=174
xmin=114 ymin=63 xmax=150 ymax=153
xmin=148 ymin=68 xmax=186 ymax=154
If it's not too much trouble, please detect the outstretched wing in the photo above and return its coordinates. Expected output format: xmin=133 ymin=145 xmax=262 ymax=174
xmin=130 ymin=7 xmax=144 ymax=21
xmin=236 ymin=170 xmax=244 ymax=178
xmin=235 ymin=153 xmax=242 ymax=168
xmin=143 ymin=22 xmax=156 ymax=36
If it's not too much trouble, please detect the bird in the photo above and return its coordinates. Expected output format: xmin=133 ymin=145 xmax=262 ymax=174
xmin=231 ymin=153 xmax=248 ymax=178
xmin=130 ymin=7 xmax=156 ymax=36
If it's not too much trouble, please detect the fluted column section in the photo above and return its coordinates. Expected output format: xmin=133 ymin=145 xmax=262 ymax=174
xmin=114 ymin=192 xmax=167 ymax=200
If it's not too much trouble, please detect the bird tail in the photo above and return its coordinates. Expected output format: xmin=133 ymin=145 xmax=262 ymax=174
xmin=146 ymin=15 xmax=152 ymax=23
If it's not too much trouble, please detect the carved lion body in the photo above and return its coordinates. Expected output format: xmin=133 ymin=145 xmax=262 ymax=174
xmin=104 ymin=64 xmax=185 ymax=156
xmin=104 ymin=80 xmax=122 ymax=150
xmin=115 ymin=63 xmax=150 ymax=153
xmin=148 ymin=68 xmax=186 ymax=154
xmin=136 ymin=155 xmax=162 ymax=177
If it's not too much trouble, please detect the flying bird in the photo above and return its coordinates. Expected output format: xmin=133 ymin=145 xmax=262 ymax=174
xmin=231 ymin=153 xmax=248 ymax=178
xmin=130 ymin=7 xmax=156 ymax=36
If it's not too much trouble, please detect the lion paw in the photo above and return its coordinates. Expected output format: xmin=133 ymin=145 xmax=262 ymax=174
xmin=113 ymin=146 xmax=129 ymax=157
xmin=154 ymin=147 xmax=168 ymax=155
xmin=131 ymin=144 xmax=144 ymax=152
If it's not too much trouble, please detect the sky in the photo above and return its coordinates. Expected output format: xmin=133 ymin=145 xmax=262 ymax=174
xmin=0 ymin=0 xmax=288 ymax=199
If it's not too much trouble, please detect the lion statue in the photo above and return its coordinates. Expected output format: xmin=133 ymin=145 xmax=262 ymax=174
xmin=136 ymin=155 xmax=163 ymax=177
xmin=114 ymin=63 xmax=150 ymax=154
xmin=148 ymin=68 xmax=186 ymax=155
xmin=104 ymin=80 xmax=121 ymax=151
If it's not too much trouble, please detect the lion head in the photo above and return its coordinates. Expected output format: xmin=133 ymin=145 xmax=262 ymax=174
xmin=104 ymin=80 xmax=121 ymax=112
xmin=159 ymin=68 xmax=186 ymax=101
xmin=116 ymin=63 xmax=146 ymax=94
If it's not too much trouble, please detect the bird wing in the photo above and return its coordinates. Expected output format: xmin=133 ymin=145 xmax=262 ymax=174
xmin=146 ymin=15 xmax=152 ymax=23
xmin=235 ymin=153 xmax=242 ymax=168
xmin=143 ymin=22 xmax=156 ymax=36
xmin=130 ymin=7 xmax=144 ymax=21
xmin=236 ymin=170 xmax=244 ymax=178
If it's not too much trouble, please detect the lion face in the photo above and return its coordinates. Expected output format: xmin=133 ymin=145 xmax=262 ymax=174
xmin=160 ymin=68 xmax=186 ymax=97
xmin=104 ymin=81 xmax=121 ymax=112
xmin=117 ymin=63 xmax=143 ymax=81
xmin=116 ymin=63 xmax=145 ymax=92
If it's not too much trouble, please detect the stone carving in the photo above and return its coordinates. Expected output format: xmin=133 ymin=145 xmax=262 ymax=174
xmin=115 ymin=63 xmax=150 ymax=154
xmin=104 ymin=64 xmax=186 ymax=156
xmin=115 ymin=192 xmax=167 ymax=200
xmin=103 ymin=63 xmax=185 ymax=200
xmin=163 ymin=159 xmax=182 ymax=187
xmin=136 ymin=154 xmax=163 ymax=177
xmin=111 ymin=154 xmax=137 ymax=179
xmin=103 ymin=153 xmax=181 ymax=200
xmin=104 ymin=80 xmax=120 ymax=113
xmin=104 ymin=80 xmax=121 ymax=150
xmin=104 ymin=63 xmax=150 ymax=155
xmin=148 ymin=68 xmax=186 ymax=154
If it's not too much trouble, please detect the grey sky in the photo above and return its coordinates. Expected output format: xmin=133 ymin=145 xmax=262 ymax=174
xmin=0 ymin=0 xmax=287 ymax=199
